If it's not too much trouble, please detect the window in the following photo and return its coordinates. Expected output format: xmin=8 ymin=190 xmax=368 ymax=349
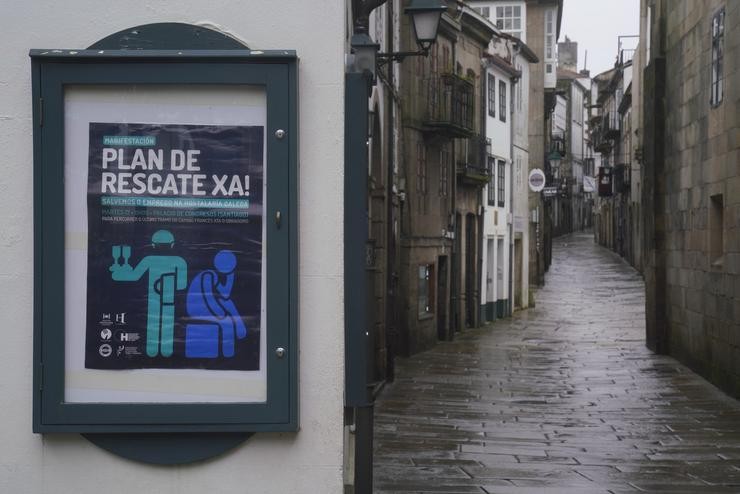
xmin=418 ymin=264 xmax=434 ymax=317
xmin=710 ymin=194 xmax=724 ymax=265
xmin=646 ymin=4 xmax=653 ymax=61
xmin=487 ymin=156 xmax=496 ymax=205
xmin=416 ymin=139 xmax=427 ymax=213
xmin=416 ymin=56 xmax=425 ymax=96
xmin=499 ymin=80 xmax=506 ymax=122
xmin=439 ymin=142 xmax=450 ymax=197
xmin=711 ymin=8 xmax=724 ymax=107
xmin=497 ymin=160 xmax=506 ymax=207
xmin=516 ymin=64 xmax=523 ymax=111
xmin=474 ymin=6 xmax=490 ymax=18
xmin=495 ymin=5 xmax=522 ymax=39
xmin=573 ymin=89 xmax=583 ymax=125
xmin=515 ymin=155 xmax=522 ymax=188
xmin=545 ymin=9 xmax=554 ymax=60
xmin=488 ymin=73 xmax=496 ymax=117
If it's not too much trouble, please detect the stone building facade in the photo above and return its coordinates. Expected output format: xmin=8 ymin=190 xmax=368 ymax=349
xmin=396 ymin=6 xmax=496 ymax=355
xmin=641 ymin=0 xmax=740 ymax=397
xmin=469 ymin=0 xmax=562 ymax=288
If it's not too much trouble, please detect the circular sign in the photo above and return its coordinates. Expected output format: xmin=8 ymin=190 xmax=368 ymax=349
xmin=528 ymin=168 xmax=546 ymax=192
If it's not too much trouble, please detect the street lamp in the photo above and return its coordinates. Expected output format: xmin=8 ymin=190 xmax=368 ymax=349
xmin=547 ymin=150 xmax=562 ymax=169
xmin=351 ymin=0 xmax=447 ymax=74
xmin=350 ymin=31 xmax=380 ymax=78
xmin=405 ymin=0 xmax=448 ymax=52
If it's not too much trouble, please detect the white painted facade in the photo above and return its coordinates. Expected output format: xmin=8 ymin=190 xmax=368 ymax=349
xmin=0 ymin=2 xmax=346 ymax=493
xmin=570 ymin=79 xmax=588 ymax=229
xmin=471 ymin=0 xmax=532 ymax=314
xmin=472 ymin=1 xmax=527 ymax=42
xmin=551 ymin=93 xmax=567 ymax=228
xmin=543 ymin=6 xmax=558 ymax=88
xmin=511 ymin=49 xmax=531 ymax=310
xmin=481 ymin=61 xmax=512 ymax=318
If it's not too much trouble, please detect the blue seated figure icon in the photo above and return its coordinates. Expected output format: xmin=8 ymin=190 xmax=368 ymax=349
xmin=185 ymin=250 xmax=248 ymax=358
xmin=109 ymin=230 xmax=188 ymax=358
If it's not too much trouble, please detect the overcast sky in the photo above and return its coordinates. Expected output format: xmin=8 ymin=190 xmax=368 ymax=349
xmin=558 ymin=0 xmax=640 ymax=77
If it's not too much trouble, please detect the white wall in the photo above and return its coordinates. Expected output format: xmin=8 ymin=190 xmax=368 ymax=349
xmin=481 ymin=63 xmax=512 ymax=308
xmin=512 ymin=52 xmax=530 ymax=310
xmin=0 ymin=1 xmax=346 ymax=493
xmin=543 ymin=6 xmax=558 ymax=88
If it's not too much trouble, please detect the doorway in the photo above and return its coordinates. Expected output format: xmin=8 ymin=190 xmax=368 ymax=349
xmin=514 ymin=238 xmax=523 ymax=309
xmin=437 ymin=256 xmax=448 ymax=340
xmin=465 ymin=213 xmax=476 ymax=328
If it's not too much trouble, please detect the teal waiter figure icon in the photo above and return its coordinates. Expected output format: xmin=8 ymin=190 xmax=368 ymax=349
xmin=109 ymin=230 xmax=188 ymax=358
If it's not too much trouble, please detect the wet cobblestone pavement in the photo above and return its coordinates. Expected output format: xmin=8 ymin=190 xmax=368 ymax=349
xmin=374 ymin=233 xmax=740 ymax=493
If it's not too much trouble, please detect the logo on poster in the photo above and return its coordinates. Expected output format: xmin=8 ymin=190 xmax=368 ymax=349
xmin=99 ymin=344 xmax=113 ymax=357
xmin=100 ymin=328 xmax=112 ymax=340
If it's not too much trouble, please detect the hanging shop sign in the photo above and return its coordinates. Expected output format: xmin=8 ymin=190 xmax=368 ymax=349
xmin=31 ymin=24 xmax=298 ymax=449
xmin=528 ymin=168 xmax=546 ymax=192
xmin=542 ymin=186 xmax=558 ymax=198
xmin=583 ymin=175 xmax=596 ymax=193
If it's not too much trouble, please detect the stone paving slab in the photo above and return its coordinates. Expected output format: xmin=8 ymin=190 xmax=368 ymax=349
xmin=374 ymin=233 xmax=740 ymax=493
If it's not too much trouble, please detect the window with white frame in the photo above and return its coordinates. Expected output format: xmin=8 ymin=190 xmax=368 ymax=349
xmin=497 ymin=160 xmax=506 ymax=207
xmin=473 ymin=6 xmax=491 ymax=18
xmin=516 ymin=63 xmax=523 ymax=111
xmin=499 ymin=80 xmax=506 ymax=122
xmin=487 ymin=156 xmax=496 ymax=205
xmin=545 ymin=9 xmax=555 ymax=61
xmin=488 ymin=73 xmax=496 ymax=117
xmin=574 ymin=89 xmax=583 ymax=125
xmin=494 ymin=5 xmax=523 ymax=39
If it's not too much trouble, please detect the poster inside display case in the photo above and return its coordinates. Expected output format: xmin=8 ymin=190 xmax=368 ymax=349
xmin=65 ymin=86 xmax=267 ymax=403
xmin=31 ymin=45 xmax=297 ymax=438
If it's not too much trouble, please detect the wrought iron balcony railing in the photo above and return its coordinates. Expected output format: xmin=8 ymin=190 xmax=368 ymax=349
xmin=425 ymin=73 xmax=475 ymax=138
xmin=456 ymin=134 xmax=490 ymax=187
xmin=603 ymin=112 xmax=620 ymax=139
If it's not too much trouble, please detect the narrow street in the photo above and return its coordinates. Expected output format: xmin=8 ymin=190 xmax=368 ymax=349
xmin=374 ymin=233 xmax=740 ymax=493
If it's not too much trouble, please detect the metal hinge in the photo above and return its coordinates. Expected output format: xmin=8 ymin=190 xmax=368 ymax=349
xmin=39 ymin=97 xmax=44 ymax=127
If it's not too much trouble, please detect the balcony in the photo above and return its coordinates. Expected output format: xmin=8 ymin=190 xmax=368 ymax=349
xmin=424 ymin=73 xmax=475 ymax=138
xmin=550 ymin=133 xmax=566 ymax=156
xmin=603 ymin=112 xmax=620 ymax=139
xmin=457 ymin=135 xmax=490 ymax=187
xmin=592 ymin=127 xmax=612 ymax=154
